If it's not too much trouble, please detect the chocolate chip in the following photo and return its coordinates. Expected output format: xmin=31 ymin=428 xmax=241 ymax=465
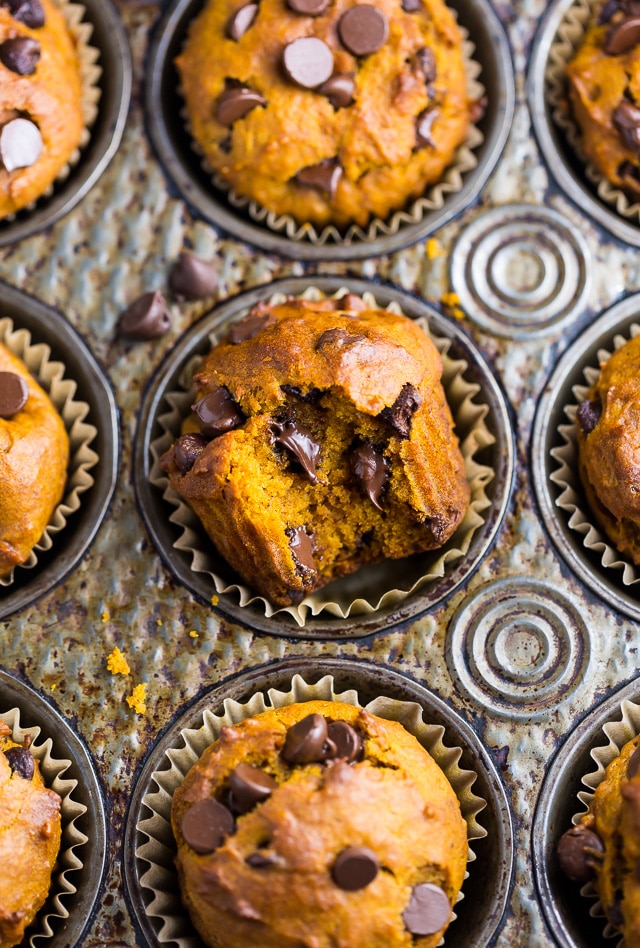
xmin=5 ymin=746 xmax=34 ymax=780
xmin=295 ymin=158 xmax=342 ymax=197
xmin=614 ymin=99 xmax=640 ymax=152
xmin=286 ymin=525 xmax=316 ymax=573
xmin=216 ymin=86 xmax=266 ymax=126
xmin=316 ymin=327 xmax=364 ymax=349
xmin=269 ymin=419 xmax=321 ymax=483
xmin=1 ymin=0 xmax=44 ymax=28
xmin=332 ymin=846 xmax=379 ymax=890
xmin=415 ymin=108 xmax=439 ymax=148
xmin=172 ymin=433 xmax=208 ymax=475
xmin=337 ymin=293 xmax=367 ymax=311
xmin=469 ymin=95 xmax=488 ymax=124
xmin=402 ymin=0 xmax=421 ymax=8
xmin=181 ymin=798 xmax=235 ymax=854
xmin=117 ymin=290 xmax=171 ymax=340
xmin=415 ymin=46 xmax=436 ymax=84
xmin=619 ymin=158 xmax=640 ymax=181
xmin=283 ymin=36 xmax=333 ymax=88
xmin=556 ymin=824 xmax=605 ymax=882
xmin=0 ymin=35 xmax=39 ymax=74
xmin=326 ymin=721 xmax=363 ymax=762
xmin=576 ymin=397 xmax=602 ymax=435
xmin=228 ymin=312 xmax=276 ymax=343
xmin=283 ymin=713 xmax=334 ymax=763
xmin=317 ymin=72 xmax=355 ymax=108
xmin=598 ymin=0 xmax=620 ymax=23
xmin=219 ymin=134 xmax=232 ymax=154
xmin=0 ymin=117 xmax=42 ymax=172
xmin=229 ymin=763 xmax=277 ymax=814
xmin=338 ymin=5 xmax=388 ymax=56
xmin=380 ymin=383 xmax=421 ymax=437
xmin=287 ymin=0 xmax=330 ymax=13
xmin=192 ymin=387 xmax=244 ymax=439
xmin=629 ymin=746 xmax=640 ymax=778
xmin=605 ymin=15 xmax=640 ymax=54
xmin=246 ymin=851 xmax=280 ymax=868
xmin=0 ymin=371 xmax=28 ymax=419
xmin=349 ymin=442 xmax=388 ymax=510
xmin=227 ymin=3 xmax=258 ymax=39
xmin=169 ymin=251 xmax=218 ymax=301
xmin=281 ymin=384 xmax=323 ymax=403
xmin=403 ymin=883 xmax=451 ymax=936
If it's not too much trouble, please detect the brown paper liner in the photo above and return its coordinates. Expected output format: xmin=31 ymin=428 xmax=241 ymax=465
xmin=0 ymin=317 xmax=99 ymax=587
xmin=0 ymin=706 xmax=88 ymax=945
xmin=148 ymin=286 xmax=496 ymax=626
xmin=569 ymin=700 xmax=640 ymax=944
xmin=550 ymin=323 xmax=640 ymax=586
xmin=135 ymin=674 xmax=487 ymax=947
xmin=180 ymin=23 xmax=484 ymax=247
xmin=545 ymin=0 xmax=640 ymax=224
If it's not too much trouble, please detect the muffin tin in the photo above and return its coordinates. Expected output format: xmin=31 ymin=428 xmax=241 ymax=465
xmin=5 ymin=0 xmax=640 ymax=944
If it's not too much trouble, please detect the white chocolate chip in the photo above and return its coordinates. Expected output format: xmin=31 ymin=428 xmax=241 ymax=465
xmin=0 ymin=118 xmax=43 ymax=172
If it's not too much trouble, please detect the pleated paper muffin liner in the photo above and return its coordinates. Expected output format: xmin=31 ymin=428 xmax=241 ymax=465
xmin=545 ymin=0 xmax=640 ymax=225
xmin=180 ymin=23 xmax=484 ymax=247
xmin=0 ymin=705 xmax=88 ymax=945
xmin=148 ymin=286 xmax=495 ymax=626
xmin=567 ymin=699 xmax=640 ymax=944
xmin=550 ymin=322 xmax=640 ymax=587
xmin=2 ymin=0 xmax=102 ymax=221
xmin=0 ymin=317 xmax=99 ymax=586
xmin=135 ymin=673 xmax=487 ymax=948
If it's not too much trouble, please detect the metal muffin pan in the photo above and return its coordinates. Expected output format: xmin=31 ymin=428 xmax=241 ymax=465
xmin=0 ymin=666 xmax=107 ymax=947
xmin=123 ymin=656 xmax=514 ymax=948
xmin=531 ymin=292 xmax=640 ymax=623
xmin=143 ymin=0 xmax=514 ymax=261
xmin=0 ymin=281 xmax=119 ymax=621
xmin=528 ymin=0 xmax=640 ymax=248
xmin=0 ymin=0 xmax=131 ymax=247
xmin=134 ymin=274 xmax=515 ymax=639
xmin=532 ymin=674 xmax=640 ymax=948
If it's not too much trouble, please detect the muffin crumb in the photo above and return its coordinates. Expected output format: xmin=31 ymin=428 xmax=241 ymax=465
xmin=107 ymin=646 xmax=130 ymax=676
xmin=127 ymin=683 xmax=148 ymax=715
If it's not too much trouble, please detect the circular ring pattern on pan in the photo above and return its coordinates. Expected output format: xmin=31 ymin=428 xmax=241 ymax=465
xmin=133 ymin=275 xmax=514 ymax=639
xmin=531 ymin=292 xmax=640 ymax=623
xmin=446 ymin=577 xmax=590 ymax=717
xmin=0 ymin=281 xmax=119 ymax=621
xmin=123 ymin=656 xmax=514 ymax=948
xmin=0 ymin=0 xmax=131 ymax=247
xmin=527 ymin=0 xmax=640 ymax=249
xmin=532 ymin=676 xmax=640 ymax=948
xmin=143 ymin=0 xmax=514 ymax=261
xmin=0 ymin=666 xmax=107 ymax=948
xmin=449 ymin=204 xmax=591 ymax=338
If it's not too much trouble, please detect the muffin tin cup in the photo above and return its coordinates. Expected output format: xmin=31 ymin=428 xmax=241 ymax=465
xmin=0 ymin=667 xmax=107 ymax=948
xmin=124 ymin=657 xmax=513 ymax=948
xmin=531 ymin=292 xmax=640 ymax=623
xmin=144 ymin=0 xmax=514 ymax=261
xmin=532 ymin=678 xmax=640 ymax=948
xmin=0 ymin=0 xmax=131 ymax=246
xmin=0 ymin=281 xmax=119 ymax=620
xmin=528 ymin=0 xmax=640 ymax=248
xmin=134 ymin=275 xmax=514 ymax=638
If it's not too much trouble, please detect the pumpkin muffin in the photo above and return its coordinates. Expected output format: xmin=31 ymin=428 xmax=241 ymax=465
xmin=172 ymin=699 xmax=469 ymax=948
xmin=160 ymin=294 xmax=470 ymax=606
xmin=175 ymin=0 xmax=471 ymax=230
xmin=0 ymin=719 xmax=62 ymax=948
xmin=575 ymin=332 xmax=640 ymax=564
xmin=0 ymin=0 xmax=84 ymax=218
xmin=0 ymin=340 xmax=69 ymax=577
xmin=566 ymin=0 xmax=640 ymax=201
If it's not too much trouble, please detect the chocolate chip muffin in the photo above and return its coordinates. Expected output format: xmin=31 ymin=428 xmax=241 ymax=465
xmin=557 ymin=734 xmax=640 ymax=942
xmin=0 ymin=719 xmax=62 ymax=948
xmin=566 ymin=0 xmax=640 ymax=200
xmin=175 ymin=0 xmax=472 ymax=230
xmin=0 ymin=340 xmax=69 ymax=577
xmin=575 ymin=333 xmax=640 ymax=565
xmin=160 ymin=294 xmax=470 ymax=607
xmin=172 ymin=699 xmax=469 ymax=948
xmin=0 ymin=0 xmax=84 ymax=218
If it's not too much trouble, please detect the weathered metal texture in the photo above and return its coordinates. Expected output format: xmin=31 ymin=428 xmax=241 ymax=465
xmin=0 ymin=0 xmax=639 ymax=945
